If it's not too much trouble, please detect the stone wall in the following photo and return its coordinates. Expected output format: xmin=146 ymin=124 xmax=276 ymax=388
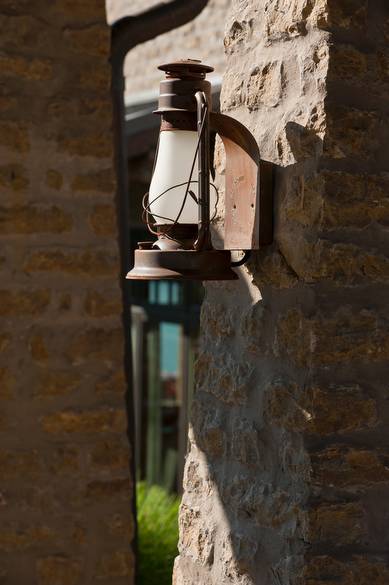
xmin=175 ymin=0 xmax=389 ymax=584
xmin=0 ymin=2 xmax=134 ymax=583
xmin=106 ymin=0 xmax=231 ymax=96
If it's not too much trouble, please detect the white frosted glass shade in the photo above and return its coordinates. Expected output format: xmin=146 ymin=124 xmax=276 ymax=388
xmin=148 ymin=130 xmax=215 ymax=224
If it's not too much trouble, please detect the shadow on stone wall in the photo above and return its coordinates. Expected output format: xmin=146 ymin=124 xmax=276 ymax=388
xmin=173 ymin=124 xmax=324 ymax=584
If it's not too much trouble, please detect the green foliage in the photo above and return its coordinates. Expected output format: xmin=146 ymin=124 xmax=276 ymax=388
xmin=137 ymin=482 xmax=180 ymax=585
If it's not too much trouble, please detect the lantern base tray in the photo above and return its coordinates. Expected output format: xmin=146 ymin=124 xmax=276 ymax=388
xmin=126 ymin=249 xmax=238 ymax=281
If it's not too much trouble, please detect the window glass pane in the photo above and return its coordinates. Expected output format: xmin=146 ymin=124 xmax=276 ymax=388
xmin=160 ymin=322 xmax=180 ymax=402
xmin=159 ymin=321 xmax=180 ymax=492
xmin=171 ymin=282 xmax=180 ymax=305
xmin=158 ymin=282 xmax=169 ymax=305
xmin=149 ymin=281 xmax=156 ymax=304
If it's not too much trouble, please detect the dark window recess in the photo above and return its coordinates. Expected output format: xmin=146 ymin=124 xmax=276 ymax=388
xmin=130 ymin=277 xmax=201 ymax=494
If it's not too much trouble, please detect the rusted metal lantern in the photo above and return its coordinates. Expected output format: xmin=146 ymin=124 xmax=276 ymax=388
xmin=126 ymin=59 xmax=273 ymax=281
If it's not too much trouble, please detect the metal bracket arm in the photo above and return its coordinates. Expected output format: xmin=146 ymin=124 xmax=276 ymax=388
xmin=194 ymin=91 xmax=212 ymax=251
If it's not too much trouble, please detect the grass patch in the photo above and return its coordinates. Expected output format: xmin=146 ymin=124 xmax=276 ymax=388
xmin=137 ymin=482 xmax=180 ymax=585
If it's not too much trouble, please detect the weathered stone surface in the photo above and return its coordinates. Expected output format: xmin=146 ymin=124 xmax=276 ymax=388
xmin=0 ymin=525 xmax=56 ymax=552
xmin=105 ymin=512 xmax=134 ymax=540
xmin=191 ymin=402 xmax=226 ymax=459
xmin=64 ymin=25 xmax=109 ymax=58
xmin=231 ymin=418 xmax=260 ymax=467
xmin=36 ymin=557 xmax=81 ymax=585
xmin=88 ymin=438 xmax=130 ymax=472
xmin=95 ymin=370 xmax=126 ymax=395
xmin=94 ymin=550 xmax=134 ymax=579
xmin=266 ymin=383 xmax=378 ymax=436
xmin=0 ymin=289 xmax=50 ymax=316
xmin=0 ymin=0 xmax=134 ymax=580
xmin=330 ymin=44 xmax=368 ymax=80
xmin=297 ymin=241 xmax=389 ymax=284
xmin=224 ymin=16 xmax=253 ymax=55
xmin=0 ymin=121 xmax=30 ymax=152
xmin=309 ymin=502 xmax=366 ymax=547
xmin=324 ymin=107 xmax=380 ymax=160
xmin=304 ymin=554 xmax=389 ymax=585
xmin=47 ymin=446 xmax=80 ymax=475
xmin=0 ymin=333 xmax=11 ymax=353
xmin=0 ymin=448 xmax=42 ymax=479
xmin=41 ymin=409 xmax=127 ymax=435
xmin=29 ymin=334 xmax=49 ymax=362
xmin=88 ymin=204 xmax=116 ymax=236
xmin=0 ymin=205 xmax=72 ymax=234
xmin=23 ymin=249 xmax=118 ymax=277
xmin=277 ymin=308 xmax=389 ymax=367
xmin=251 ymin=250 xmax=299 ymax=289
xmin=47 ymin=97 xmax=112 ymax=127
xmin=326 ymin=0 xmax=368 ymax=30
xmin=264 ymin=0 xmax=328 ymax=42
xmin=0 ymin=367 xmax=15 ymax=398
xmin=71 ymin=169 xmax=115 ymax=194
xmin=320 ymin=171 xmax=389 ymax=229
xmin=0 ymin=164 xmax=29 ymax=191
xmin=53 ymin=0 xmax=107 ymax=22
xmin=76 ymin=67 xmax=110 ymax=92
xmin=86 ymin=477 xmax=131 ymax=500
xmin=175 ymin=1 xmax=389 ymax=584
xmin=46 ymin=169 xmax=63 ymax=190
xmin=0 ymin=55 xmax=53 ymax=81
xmin=84 ymin=290 xmax=121 ymax=317
xmin=58 ymin=133 xmax=112 ymax=158
xmin=36 ymin=370 xmax=81 ymax=398
xmin=312 ymin=447 xmax=389 ymax=489
xmin=66 ymin=328 xmax=123 ymax=365
xmin=245 ymin=61 xmax=285 ymax=110
xmin=307 ymin=386 xmax=378 ymax=435
xmin=196 ymin=351 xmax=252 ymax=405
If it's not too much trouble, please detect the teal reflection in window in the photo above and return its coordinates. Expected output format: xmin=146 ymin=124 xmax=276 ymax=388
xmin=148 ymin=281 xmax=182 ymax=306
xmin=160 ymin=322 xmax=179 ymax=378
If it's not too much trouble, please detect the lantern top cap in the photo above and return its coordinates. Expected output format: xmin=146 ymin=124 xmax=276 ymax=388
xmin=158 ymin=59 xmax=214 ymax=79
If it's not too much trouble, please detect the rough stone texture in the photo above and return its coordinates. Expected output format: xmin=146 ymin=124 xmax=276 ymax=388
xmin=106 ymin=0 xmax=231 ymax=96
xmin=0 ymin=1 xmax=134 ymax=584
xmin=175 ymin=0 xmax=389 ymax=584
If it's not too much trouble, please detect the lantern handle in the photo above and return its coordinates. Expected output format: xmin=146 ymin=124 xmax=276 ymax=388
xmin=194 ymin=91 xmax=212 ymax=251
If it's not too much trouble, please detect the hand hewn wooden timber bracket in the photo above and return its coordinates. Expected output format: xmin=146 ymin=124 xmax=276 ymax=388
xmin=211 ymin=113 xmax=273 ymax=250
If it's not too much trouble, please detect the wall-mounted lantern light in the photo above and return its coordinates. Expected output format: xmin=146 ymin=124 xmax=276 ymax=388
xmin=126 ymin=59 xmax=273 ymax=281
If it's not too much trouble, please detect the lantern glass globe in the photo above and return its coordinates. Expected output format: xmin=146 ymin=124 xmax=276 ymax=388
xmin=148 ymin=130 xmax=215 ymax=225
